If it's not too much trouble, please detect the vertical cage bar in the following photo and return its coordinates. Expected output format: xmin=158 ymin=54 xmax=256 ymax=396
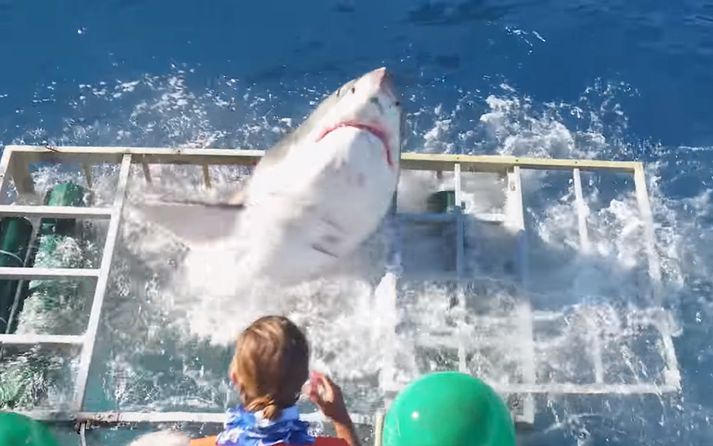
xmin=572 ymin=168 xmax=590 ymax=252
xmin=454 ymin=163 xmax=465 ymax=278
xmin=202 ymin=164 xmax=212 ymax=188
xmin=507 ymin=166 xmax=536 ymax=424
xmin=0 ymin=147 xmax=16 ymax=204
xmin=633 ymin=163 xmax=662 ymax=304
xmin=72 ymin=154 xmax=132 ymax=410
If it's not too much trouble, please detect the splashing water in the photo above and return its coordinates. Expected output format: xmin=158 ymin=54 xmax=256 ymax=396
xmin=3 ymin=66 xmax=712 ymax=444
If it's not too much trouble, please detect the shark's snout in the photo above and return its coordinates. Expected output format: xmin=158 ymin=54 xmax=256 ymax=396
xmin=371 ymin=66 xmax=388 ymax=83
xmin=314 ymin=67 xmax=401 ymax=169
xmin=364 ymin=67 xmax=396 ymax=100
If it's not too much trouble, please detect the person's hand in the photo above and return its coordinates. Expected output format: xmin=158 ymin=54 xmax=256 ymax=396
xmin=305 ymin=371 xmax=351 ymax=426
xmin=305 ymin=371 xmax=361 ymax=446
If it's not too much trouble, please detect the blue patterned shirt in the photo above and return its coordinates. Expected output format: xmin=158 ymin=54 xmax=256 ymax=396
xmin=216 ymin=404 xmax=316 ymax=446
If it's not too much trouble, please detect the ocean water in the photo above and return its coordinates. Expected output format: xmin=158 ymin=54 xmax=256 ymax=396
xmin=1 ymin=0 xmax=713 ymax=445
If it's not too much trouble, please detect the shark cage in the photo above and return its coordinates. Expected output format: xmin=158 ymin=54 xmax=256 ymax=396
xmin=0 ymin=145 xmax=681 ymax=445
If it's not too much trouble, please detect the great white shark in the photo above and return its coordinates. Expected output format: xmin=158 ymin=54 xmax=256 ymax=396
xmin=135 ymin=67 xmax=404 ymax=288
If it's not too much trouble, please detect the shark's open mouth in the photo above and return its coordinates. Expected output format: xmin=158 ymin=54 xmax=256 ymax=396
xmin=316 ymin=121 xmax=394 ymax=168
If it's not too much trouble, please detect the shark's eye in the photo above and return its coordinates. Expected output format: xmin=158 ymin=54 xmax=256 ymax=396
xmin=395 ymin=101 xmax=401 ymax=107
xmin=351 ymin=87 xmax=356 ymax=94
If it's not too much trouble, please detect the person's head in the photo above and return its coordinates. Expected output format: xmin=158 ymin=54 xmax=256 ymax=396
xmin=229 ymin=315 xmax=310 ymax=421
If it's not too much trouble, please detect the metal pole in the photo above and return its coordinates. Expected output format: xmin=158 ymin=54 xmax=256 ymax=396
xmin=373 ymin=412 xmax=384 ymax=446
xmin=71 ymin=154 xmax=132 ymax=410
xmin=506 ymin=166 xmax=536 ymax=424
xmin=378 ymin=193 xmax=402 ymax=407
xmin=633 ymin=163 xmax=663 ymax=305
xmin=0 ymin=147 xmax=15 ymax=204
xmin=453 ymin=163 xmax=465 ymax=278
xmin=452 ymin=163 xmax=468 ymax=372
xmin=572 ymin=168 xmax=590 ymax=252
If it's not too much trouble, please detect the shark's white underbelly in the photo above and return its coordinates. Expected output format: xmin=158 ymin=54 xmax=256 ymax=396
xmin=238 ymin=129 xmax=398 ymax=284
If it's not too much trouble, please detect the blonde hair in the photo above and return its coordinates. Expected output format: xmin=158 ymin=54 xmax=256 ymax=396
xmin=229 ymin=315 xmax=309 ymax=420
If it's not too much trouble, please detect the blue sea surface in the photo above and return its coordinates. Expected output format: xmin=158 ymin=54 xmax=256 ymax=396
xmin=1 ymin=0 xmax=713 ymax=445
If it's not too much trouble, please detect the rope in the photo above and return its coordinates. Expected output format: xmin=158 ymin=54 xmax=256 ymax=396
xmin=0 ymin=249 xmax=25 ymax=265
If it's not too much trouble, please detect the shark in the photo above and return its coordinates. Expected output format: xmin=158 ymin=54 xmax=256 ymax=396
xmin=135 ymin=67 xmax=404 ymax=288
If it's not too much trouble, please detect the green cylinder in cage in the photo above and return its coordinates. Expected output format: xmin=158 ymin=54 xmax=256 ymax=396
xmin=0 ymin=217 xmax=33 ymax=333
xmin=426 ymin=190 xmax=456 ymax=213
xmin=18 ymin=182 xmax=91 ymax=332
xmin=41 ymin=181 xmax=87 ymax=234
xmin=1 ymin=182 xmax=93 ymax=409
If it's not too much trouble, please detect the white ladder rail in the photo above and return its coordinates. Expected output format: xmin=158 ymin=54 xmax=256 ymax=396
xmin=377 ymin=193 xmax=402 ymax=409
xmin=0 ymin=334 xmax=85 ymax=346
xmin=572 ymin=168 xmax=591 ymax=253
xmin=453 ymin=163 xmax=469 ymax=373
xmin=0 ymin=149 xmax=96 ymax=342
xmin=0 ymin=146 xmax=17 ymax=202
xmin=506 ymin=166 xmax=537 ymax=425
xmin=572 ymin=168 xmax=604 ymax=382
xmin=0 ymin=205 xmax=112 ymax=219
xmin=633 ymin=163 xmax=663 ymax=305
xmin=454 ymin=163 xmax=466 ymax=279
xmin=0 ymin=267 xmax=100 ymax=280
xmin=15 ymin=409 xmax=376 ymax=428
xmin=0 ymin=148 xmax=133 ymax=412
xmin=71 ymin=154 xmax=132 ymax=411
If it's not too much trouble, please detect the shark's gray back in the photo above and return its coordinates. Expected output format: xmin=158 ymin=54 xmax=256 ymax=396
xmin=256 ymin=76 xmax=360 ymax=171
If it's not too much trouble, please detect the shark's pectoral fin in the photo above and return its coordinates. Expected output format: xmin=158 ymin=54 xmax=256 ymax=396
xmin=130 ymin=194 xmax=245 ymax=248
xmin=159 ymin=189 xmax=246 ymax=210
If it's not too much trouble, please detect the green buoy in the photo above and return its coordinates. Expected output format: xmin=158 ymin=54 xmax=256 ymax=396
xmin=382 ymin=372 xmax=516 ymax=446
xmin=0 ymin=412 xmax=59 ymax=446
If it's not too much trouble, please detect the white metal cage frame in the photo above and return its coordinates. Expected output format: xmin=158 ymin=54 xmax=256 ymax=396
xmin=0 ymin=145 xmax=681 ymax=442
